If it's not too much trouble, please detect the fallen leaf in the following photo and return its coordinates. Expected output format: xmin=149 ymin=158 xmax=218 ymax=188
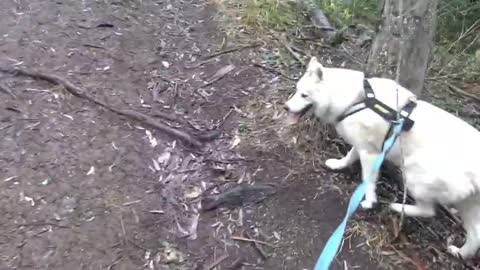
xmin=152 ymin=159 xmax=161 ymax=171
xmin=158 ymin=152 xmax=171 ymax=165
xmin=145 ymin=130 xmax=158 ymax=147
xmin=230 ymin=135 xmax=241 ymax=149
xmin=62 ymin=114 xmax=74 ymax=120
xmin=86 ymin=166 xmax=95 ymax=175
xmin=3 ymin=176 xmax=16 ymax=182
xmin=24 ymin=196 xmax=35 ymax=206
xmin=184 ymin=186 xmax=202 ymax=200
xmin=203 ymin=64 xmax=235 ymax=86
xmin=148 ymin=210 xmax=165 ymax=214
xmin=188 ymin=214 xmax=199 ymax=240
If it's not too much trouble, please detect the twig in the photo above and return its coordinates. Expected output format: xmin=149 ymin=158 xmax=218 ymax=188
xmin=0 ymin=82 xmax=17 ymax=99
xmin=0 ymin=124 xmax=13 ymax=130
xmin=395 ymin=0 xmax=408 ymax=233
xmin=226 ymin=258 xmax=244 ymax=270
xmin=119 ymin=214 xmax=127 ymax=245
xmin=244 ymin=230 xmax=269 ymax=259
xmin=17 ymin=222 xmax=71 ymax=229
xmin=107 ymin=256 xmax=123 ymax=270
xmin=184 ymin=58 xmax=215 ymax=70
xmin=217 ymin=108 xmax=235 ymax=128
xmin=437 ymin=32 xmax=480 ymax=76
xmin=150 ymin=110 xmax=186 ymax=123
xmin=278 ymin=37 xmax=306 ymax=66
xmin=122 ymin=200 xmax=141 ymax=206
xmin=446 ymin=81 xmax=480 ymax=103
xmin=0 ymin=68 xmax=213 ymax=147
xmin=203 ymin=254 xmax=229 ymax=270
xmin=231 ymin=235 xmax=276 ymax=248
xmin=152 ymin=81 xmax=169 ymax=102
xmin=185 ymin=43 xmax=262 ymax=70
xmin=252 ymin=63 xmax=296 ymax=81
xmin=438 ymin=204 xmax=462 ymax=226
xmin=341 ymin=44 xmax=364 ymax=65
xmin=128 ymin=240 xmax=150 ymax=252
xmin=200 ymin=43 xmax=262 ymax=62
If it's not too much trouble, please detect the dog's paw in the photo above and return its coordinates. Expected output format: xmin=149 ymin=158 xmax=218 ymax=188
xmin=360 ymin=199 xmax=376 ymax=209
xmin=447 ymin=245 xmax=462 ymax=258
xmin=389 ymin=203 xmax=403 ymax=213
xmin=325 ymin=158 xmax=346 ymax=170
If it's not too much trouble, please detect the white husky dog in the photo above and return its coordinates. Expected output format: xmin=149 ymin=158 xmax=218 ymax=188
xmin=285 ymin=57 xmax=480 ymax=260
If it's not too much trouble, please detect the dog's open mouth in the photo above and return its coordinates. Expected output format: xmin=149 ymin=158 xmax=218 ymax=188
xmin=286 ymin=104 xmax=312 ymax=125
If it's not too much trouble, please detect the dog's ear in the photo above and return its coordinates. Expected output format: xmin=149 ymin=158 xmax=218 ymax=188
xmin=307 ymin=57 xmax=323 ymax=80
xmin=308 ymin=57 xmax=319 ymax=66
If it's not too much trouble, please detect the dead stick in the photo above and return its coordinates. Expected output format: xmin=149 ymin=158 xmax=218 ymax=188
xmin=16 ymin=222 xmax=71 ymax=229
xmin=0 ymin=68 xmax=205 ymax=147
xmin=231 ymin=235 xmax=276 ymax=247
xmin=252 ymin=63 xmax=296 ymax=81
xmin=150 ymin=110 xmax=185 ymax=123
xmin=244 ymin=230 xmax=268 ymax=259
xmin=203 ymin=254 xmax=229 ymax=270
xmin=278 ymin=37 xmax=306 ymax=66
xmin=0 ymin=82 xmax=17 ymax=99
xmin=226 ymin=258 xmax=244 ymax=269
xmin=446 ymin=81 xmax=480 ymax=103
xmin=200 ymin=43 xmax=262 ymax=62
xmin=185 ymin=43 xmax=262 ymax=70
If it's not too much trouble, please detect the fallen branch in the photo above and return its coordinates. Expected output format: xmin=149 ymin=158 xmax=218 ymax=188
xmin=298 ymin=0 xmax=339 ymax=42
xmin=203 ymin=254 xmax=229 ymax=270
xmin=252 ymin=62 xmax=297 ymax=81
xmin=200 ymin=43 xmax=262 ymax=62
xmin=244 ymin=230 xmax=269 ymax=259
xmin=446 ymin=81 xmax=480 ymax=103
xmin=226 ymin=258 xmax=244 ymax=270
xmin=16 ymin=222 xmax=71 ymax=229
xmin=185 ymin=43 xmax=262 ymax=69
xmin=299 ymin=0 xmax=335 ymax=31
xmin=0 ymin=67 xmax=215 ymax=147
xmin=278 ymin=36 xmax=306 ymax=66
xmin=231 ymin=235 xmax=276 ymax=248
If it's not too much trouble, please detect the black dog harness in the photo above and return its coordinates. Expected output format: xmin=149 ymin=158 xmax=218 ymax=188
xmin=336 ymin=79 xmax=417 ymax=150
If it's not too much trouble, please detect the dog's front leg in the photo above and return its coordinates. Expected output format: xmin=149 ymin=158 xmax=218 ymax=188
xmin=325 ymin=147 xmax=359 ymax=170
xmin=358 ymin=151 xmax=380 ymax=209
xmin=389 ymin=201 xmax=435 ymax=217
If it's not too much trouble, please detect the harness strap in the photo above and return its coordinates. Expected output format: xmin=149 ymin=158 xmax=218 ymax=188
xmin=381 ymin=96 xmax=416 ymax=151
xmin=335 ymin=102 xmax=367 ymax=123
xmin=363 ymin=80 xmax=416 ymax=131
xmin=336 ymin=79 xmax=417 ymax=132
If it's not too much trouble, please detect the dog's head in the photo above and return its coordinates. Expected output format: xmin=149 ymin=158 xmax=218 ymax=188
xmin=285 ymin=57 xmax=327 ymax=124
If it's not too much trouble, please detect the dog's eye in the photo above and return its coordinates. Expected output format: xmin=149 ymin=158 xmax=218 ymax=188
xmin=301 ymin=93 xmax=308 ymax=98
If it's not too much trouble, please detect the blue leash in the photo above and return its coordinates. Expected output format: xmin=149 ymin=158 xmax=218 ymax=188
xmin=313 ymin=119 xmax=404 ymax=270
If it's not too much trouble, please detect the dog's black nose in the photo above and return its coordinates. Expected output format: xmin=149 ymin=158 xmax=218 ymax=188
xmin=284 ymin=105 xmax=289 ymax=112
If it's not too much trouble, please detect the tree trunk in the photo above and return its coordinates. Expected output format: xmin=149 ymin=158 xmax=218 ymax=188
xmin=366 ymin=0 xmax=439 ymax=96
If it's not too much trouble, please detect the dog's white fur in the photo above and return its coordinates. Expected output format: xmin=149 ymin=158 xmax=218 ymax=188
xmin=285 ymin=57 xmax=480 ymax=260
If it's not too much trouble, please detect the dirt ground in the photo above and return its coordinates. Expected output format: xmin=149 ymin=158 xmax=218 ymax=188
xmin=0 ymin=0 xmax=475 ymax=270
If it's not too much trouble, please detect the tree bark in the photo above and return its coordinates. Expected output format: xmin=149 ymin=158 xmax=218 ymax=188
xmin=366 ymin=0 xmax=439 ymax=96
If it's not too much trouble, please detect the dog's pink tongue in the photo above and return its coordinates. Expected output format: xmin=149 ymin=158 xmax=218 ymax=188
xmin=286 ymin=112 xmax=300 ymax=125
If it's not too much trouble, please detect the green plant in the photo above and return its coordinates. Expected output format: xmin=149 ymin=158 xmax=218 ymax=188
xmin=314 ymin=0 xmax=381 ymax=28
xmin=243 ymin=0 xmax=307 ymax=32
